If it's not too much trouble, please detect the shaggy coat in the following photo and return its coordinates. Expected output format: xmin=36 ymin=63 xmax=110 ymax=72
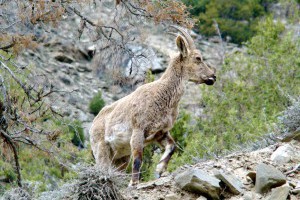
xmin=90 ymin=26 xmax=216 ymax=186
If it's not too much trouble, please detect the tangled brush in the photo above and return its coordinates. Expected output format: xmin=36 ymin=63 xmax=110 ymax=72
xmin=38 ymin=164 xmax=127 ymax=200
xmin=280 ymin=97 xmax=300 ymax=133
xmin=2 ymin=187 xmax=31 ymax=200
xmin=74 ymin=165 xmax=126 ymax=200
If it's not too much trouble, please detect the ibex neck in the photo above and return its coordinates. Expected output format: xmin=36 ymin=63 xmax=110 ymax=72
xmin=157 ymin=56 xmax=186 ymax=108
xmin=160 ymin=56 xmax=187 ymax=81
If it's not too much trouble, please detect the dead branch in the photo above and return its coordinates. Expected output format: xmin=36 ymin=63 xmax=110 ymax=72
xmin=0 ymin=130 xmax=22 ymax=187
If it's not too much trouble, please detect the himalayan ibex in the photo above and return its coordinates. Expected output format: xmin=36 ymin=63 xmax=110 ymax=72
xmin=90 ymin=26 xmax=216 ymax=186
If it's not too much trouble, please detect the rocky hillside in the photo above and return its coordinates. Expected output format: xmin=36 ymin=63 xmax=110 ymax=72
xmin=9 ymin=2 xmax=299 ymax=200
xmin=16 ymin=3 xmax=238 ymax=139
xmin=122 ymin=139 xmax=300 ymax=200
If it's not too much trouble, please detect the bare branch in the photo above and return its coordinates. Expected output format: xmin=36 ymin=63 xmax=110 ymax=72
xmin=0 ymin=130 xmax=22 ymax=187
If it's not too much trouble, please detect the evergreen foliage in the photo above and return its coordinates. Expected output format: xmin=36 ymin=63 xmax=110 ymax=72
xmin=171 ymin=16 xmax=299 ymax=166
xmin=182 ymin=0 xmax=278 ymax=44
xmin=69 ymin=120 xmax=85 ymax=148
xmin=89 ymin=91 xmax=105 ymax=116
xmin=144 ymin=15 xmax=300 ymax=177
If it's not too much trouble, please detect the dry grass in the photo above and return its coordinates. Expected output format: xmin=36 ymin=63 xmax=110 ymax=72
xmin=38 ymin=164 xmax=127 ymax=200
xmin=1 ymin=187 xmax=31 ymax=200
xmin=2 ymin=164 xmax=127 ymax=200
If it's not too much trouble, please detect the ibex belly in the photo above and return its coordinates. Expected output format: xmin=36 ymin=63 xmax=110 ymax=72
xmin=105 ymin=123 xmax=132 ymax=159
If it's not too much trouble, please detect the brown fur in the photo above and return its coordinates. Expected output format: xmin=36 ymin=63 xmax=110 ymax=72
xmin=90 ymin=28 xmax=216 ymax=186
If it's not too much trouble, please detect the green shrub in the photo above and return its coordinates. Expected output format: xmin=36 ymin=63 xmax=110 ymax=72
xmin=183 ymin=0 xmax=279 ymax=44
xmin=69 ymin=120 xmax=85 ymax=148
xmin=170 ymin=111 xmax=192 ymax=151
xmin=0 ymin=163 xmax=17 ymax=183
xmin=89 ymin=91 xmax=105 ymax=115
xmin=166 ymin=15 xmax=299 ymax=171
xmin=145 ymin=69 xmax=155 ymax=83
xmin=196 ymin=16 xmax=299 ymax=155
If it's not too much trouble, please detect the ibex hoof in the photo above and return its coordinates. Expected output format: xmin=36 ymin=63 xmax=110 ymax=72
xmin=128 ymin=180 xmax=139 ymax=188
xmin=154 ymin=171 xmax=161 ymax=179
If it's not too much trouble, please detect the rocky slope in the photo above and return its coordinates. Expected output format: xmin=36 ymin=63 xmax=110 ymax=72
xmin=14 ymin=3 xmax=300 ymax=200
xmin=17 ymin=3 xmax=238 ymax=139
xmin=122 ymin=139 xmax=300 ymax=200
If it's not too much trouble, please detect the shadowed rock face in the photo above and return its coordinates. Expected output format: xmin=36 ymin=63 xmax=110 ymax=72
xmin=174 ymin=168 xmax=220 ymax=200
xmin=213 ymin=169 xmax=244 ymax=195
xmin=255 ymin=163 xmax=286 ymax=194
xmin=267 ymin=184 xmax=290 ymax=200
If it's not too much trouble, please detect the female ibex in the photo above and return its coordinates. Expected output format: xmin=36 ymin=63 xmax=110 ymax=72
xmin=90 ymin=26 xmax=216 ymax=186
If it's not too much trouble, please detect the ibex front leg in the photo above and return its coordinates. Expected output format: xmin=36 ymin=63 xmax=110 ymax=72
xmin=155 ymin=131 xmax=176 ymax=178
xmin=129 ymin=129 xmax=144 ymax=186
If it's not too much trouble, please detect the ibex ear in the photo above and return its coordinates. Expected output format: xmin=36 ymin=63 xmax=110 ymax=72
xmin=176 ymin=35 xmax=188 ymax=58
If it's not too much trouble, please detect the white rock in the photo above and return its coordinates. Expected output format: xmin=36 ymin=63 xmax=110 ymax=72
xmin=267 ymin=184 xmax=291 ymax=200
xmin=271 ymin=144 xmax=294 ymax=164
xmin=165 ymin=193 xmax=180 ymax=200
xmin=196 ymin=196 xmax=207 ymax=200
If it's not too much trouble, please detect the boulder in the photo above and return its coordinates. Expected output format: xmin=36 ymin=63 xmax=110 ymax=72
xmin=281 ymin=129 xmax=300 ymax=142
xmin=174 ymin=168 xmax=220 ymax=200
xmin=77 ymin=65 xmax=93 ymax=73
xmin=165 ymin=193 xmax=180 ymax=200
xmin=291 ymin=181 xmax=300 ymax=194
xmin=213 ymin=169 xmax=244 ymax=194
xmin=243 ymin=191 xmax=262 ymax=200
xmin=53 ymin=52 xmax=74 ymax=63
xmin=246 ymin=171 xmax=256 ymax=183
xmin=267 ymin=184 xmax=290 ymax=200
xmin=255 ymin=163 xmax=286 ymax=194
xmin=291 ymin=188 xmax=300 ymax=194
xmin=137 ymin=176 xmax=172 ymax=190
xmin=59 ymin=76 xmax=72 ymax=85
xmin=271 ymin=144 xmax=294 ymax=164
xmin=196 ymin=196 xmax=207 ymax=200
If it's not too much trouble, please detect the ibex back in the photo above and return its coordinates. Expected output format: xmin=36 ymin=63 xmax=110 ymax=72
xmin=90 ymin=26 xmax=216 ymax=186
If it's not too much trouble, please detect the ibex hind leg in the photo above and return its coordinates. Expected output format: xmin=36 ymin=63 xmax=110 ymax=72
xmin=154 ymin=131 xmax=176 ymax=179
xmin=90 ymin=125 xmax=112 ymax=169
xmin=129 ymin=129 xmax=144 ymax=186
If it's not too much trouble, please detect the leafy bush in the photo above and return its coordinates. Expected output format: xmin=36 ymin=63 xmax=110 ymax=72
xmin=165 ymin=16 xmax=300 ymax=169
xmin=69 ymin=120 xmax=85 ymax=148
xmin=183 ymin=0 xmax=279 ymax=44
xmin=145 ymin=69 xmax=155 ymax=83
xmin=0 ymin=162 xmax=17 ymax=183
xmin=170 ymin=111 xmax=192 ymax=151
xmin=89 ymin=91 xmax=105 ymax=115
xmin=0 ymin=118 xmax=93 ymax=194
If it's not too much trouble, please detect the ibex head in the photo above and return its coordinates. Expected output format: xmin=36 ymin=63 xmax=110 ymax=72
xmin=171 ymin=26 xmax=216 ymax=85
